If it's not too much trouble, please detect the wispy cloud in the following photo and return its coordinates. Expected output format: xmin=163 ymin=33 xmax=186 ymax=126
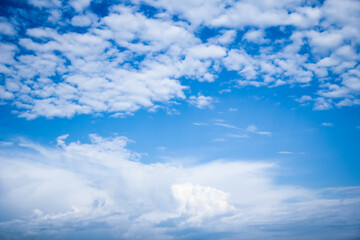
xmin=278 ymin=151 xmax=293 ymax=154
xmin=213 ymin=122 xmax=238 ymax=129
xmin=322 ymin=122 xmax=334 ymax=127
xmin=227 ymin=133 xmax=249 ymax=138
xmin=193 ymin=122 xmax=208 ymax=126
xmin=246 ymin=125 xmax=271 ymax=136
xmin=193 ymin=120 xmax=271 ymax=140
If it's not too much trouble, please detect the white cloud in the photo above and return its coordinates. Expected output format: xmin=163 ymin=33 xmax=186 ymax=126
xmin=28 ymin=0 xmax=62 ymax=8
xmin=172 ymin=183 xmax=235 ymax=224
xmin=246 ymin=124 xmax=271 ymax=135
xmin=69 ymin=0 xmax=91 ymax=12
xmin=0 ymin=43 xmax=17 ymax=66
xmin=187 ymin=44 xmax=226 ymax=60
xmin=243 ymin=29 xmax=269 ymax=44
xmin=336 ymin=98 xmax=360 ymax=107
xmin=223 ymin=49 xmax=249 ymax=71
xmin=189 ymin=95 xmax=214 ymax=109
xmin=143 ymin=0 xmax=226 ymax=27
xmin=343 ymin=77 xmax=360 ymax=91
xmin=0 ymin=141 xmax=13 ymax=146
xmin=318 ymin=84 xmax=350 ymax=98
xmin=193 ymin=122 xmax=208 ymax=126
xmin=0 ymin=86 xmax=14 ymax=100
xmin=1 ymin=4 xmax=235 ymax=118
xmin=1 ymin=0 xmax=360 ymax=117
xmin=321 ymin=122 xmax=333 ymax=127
xmin=208 ymin=30 xmax=237 ymax=45
xmin=307 ymin=30 xmax=344 ymax=55
xmin=210 ymin=1 xmax=320 ymax=29
xmin=0 ymin=135 xmax=359 ymax=238
xmin=313 ymin=97 xmax=333 ymax=110
xmin=0 ymin=18 xmax=16 ymax=36
xmin=213 ymin=121 xmax=237 ymax=129
xmin=278 ymin=151 xmax=293 ymax=154
xmin=71 ymin=14 xmax=96 ymax=27
xmin=227 ymin=133 xmax=249 ymax=138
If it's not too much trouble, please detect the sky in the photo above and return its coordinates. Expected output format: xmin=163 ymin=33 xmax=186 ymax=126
xmin=0 ymin=0 xmax=360 ymax=239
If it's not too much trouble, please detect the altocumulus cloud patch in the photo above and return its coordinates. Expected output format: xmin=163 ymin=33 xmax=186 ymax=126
xmin=0 ymin=135 xmax=359 ymax=239
xmin=0 ymin=0 xmax=359 ymax=118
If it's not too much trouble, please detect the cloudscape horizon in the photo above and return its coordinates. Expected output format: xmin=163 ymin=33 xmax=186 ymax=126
xmin=0 ymin=0 xmax=359 ymax=239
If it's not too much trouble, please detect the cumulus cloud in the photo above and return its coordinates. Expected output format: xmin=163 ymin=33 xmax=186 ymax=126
xmin=0 ymin=135 xmax=359 ymax=239
xmin=0 ymin=0 xmax=360 ymax=118
xmin=0 ymin=18 xmax=16 ymax=36
xmin=172 ymin=183 xmax=235 ymax=224
xmin=0 ymin=2 xmax=235 ymax=119
xmin=71 ymin=13 xmax=96 ymax=27
xmin=69 ymin=0 xmax=91 ymax=12
xmin=188 ymin=94 xmax=214 ymax=109
xmin=243 ymin=29 xmax=269 ymax=44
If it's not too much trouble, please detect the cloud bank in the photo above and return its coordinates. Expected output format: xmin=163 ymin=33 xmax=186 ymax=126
xmin=0 ymin=134 xmax=359 ymax=239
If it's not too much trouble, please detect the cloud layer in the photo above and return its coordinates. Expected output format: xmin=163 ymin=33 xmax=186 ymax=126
xmin=0 ymin=134 xmax=359 ymax=239
xmin=0 ymin=0 xmax=359 ymax=118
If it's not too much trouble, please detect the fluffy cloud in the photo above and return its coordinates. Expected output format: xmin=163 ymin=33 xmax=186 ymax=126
xmin=0 ymin=0 xmax=360 ymax=118
xmin=0 ymin=135 xmax=359 ymax=239
xmin=0 ymin=3 xmax=230 ymax=118
xmin=188 ymin=94 xmax=214 ymax=109
xmin=172 ymin=183 xmax=235 ymax=224
xmin=69 ymin=0 xmax=91 ymax=12
xmin=243 ymin=29 xmax=269 ymax=44
xmin=0 ymin=18 xmax=16 ymax=36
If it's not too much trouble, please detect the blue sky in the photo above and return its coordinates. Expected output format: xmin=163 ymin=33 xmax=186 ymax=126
xmin=0 ymin=0 xmax=360 ymax=239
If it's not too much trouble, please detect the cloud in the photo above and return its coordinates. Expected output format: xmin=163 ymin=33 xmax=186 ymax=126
xmin=69 ymin=0 xmax=91 ymax=12
xmin=0 ymin=135 xmax=359 ymax=239
xmin=188 ymin=95 xmax=214 ymax=109
xmin=194 ymin=120 xmax=269 ymax=140
xmin=71 ymin=13 xmax=96 ymax=27
xmin=278 ymin=151 xmax=293 ymax=154
xmin=172 ymin=183 xmax=235 ymax=224
xmin=1 ymin=3 xmax=233 ymax=119
xmin=313 ymin=97 xmax=333 ymax=110
xmin=246 ymin=124 xmax=271 ymax=135
xmin=321 ymin=122 xmax=334 ymax=127
xmin=28 ymin=0 xmax=62 ymax=8
xmin=208 ymin=30 xmax=237 ymax=45
xmin=0 ymin=18 xmax=16 ymax=36
xmin=0 ymin=141 xmax=13 ymax=146
xmin=142 ymin=0 xmax=226 ymax=27
xmin=213 ymin=122 xmax=237 ymax=129
xmin=227 ymin=133 xmax=249 ymax=138
xmin=243 ymin=29 xmax=269 ymax=44
xmin=193 ymin=122 xmax=208 ymax=126
xmin=1 ymin=0 xmax=360 ymax=118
